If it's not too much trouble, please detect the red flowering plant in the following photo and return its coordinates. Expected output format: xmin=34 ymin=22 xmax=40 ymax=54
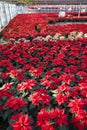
xmin=1 ymin=13 xmax=87 ymax=130
xmin=0 ymin=36 xmax=87 ymax=130
xmin=1 ymin=13 xmax=87 ymax=41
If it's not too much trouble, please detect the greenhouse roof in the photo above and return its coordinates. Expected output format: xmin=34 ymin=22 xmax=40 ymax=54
xmin=35 ymin=0 xmax=87 ymax=5
xmin=0 ymin=0 xmax=87 ymax=5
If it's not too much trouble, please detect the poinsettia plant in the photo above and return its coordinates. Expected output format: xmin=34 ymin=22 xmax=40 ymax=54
xmin=1 ymin=13 xmax=87 ymax=40
xmin=0 ymin=37 xmax=87 ymax=130
xmin=1 ymin=13 xmax=87 ymax=130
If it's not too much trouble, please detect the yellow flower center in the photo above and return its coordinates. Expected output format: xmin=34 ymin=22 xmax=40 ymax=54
xmin=20 ymin=124 xmax=24 ymax=127
xmin=58 ymin=115 xmax=60 ymax=118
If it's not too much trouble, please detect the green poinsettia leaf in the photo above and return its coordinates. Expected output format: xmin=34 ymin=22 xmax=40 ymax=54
xmin=3 ymin=109 xmax=13 ymax=121
xmin=59 ymin=125 xmax=69 ymax=130
xmin=7 ymin=126 xmax=12 ymax=130
xmin=29 ymin=103 xmax=36 ymax=110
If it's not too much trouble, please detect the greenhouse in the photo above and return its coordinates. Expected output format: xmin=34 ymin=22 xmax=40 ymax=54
xmin=0 ymin=0 xmax=87 ymax=130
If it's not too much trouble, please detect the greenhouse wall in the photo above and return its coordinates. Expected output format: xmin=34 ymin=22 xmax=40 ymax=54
xmin=0 ymin=1 xmax=27 ymax=28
